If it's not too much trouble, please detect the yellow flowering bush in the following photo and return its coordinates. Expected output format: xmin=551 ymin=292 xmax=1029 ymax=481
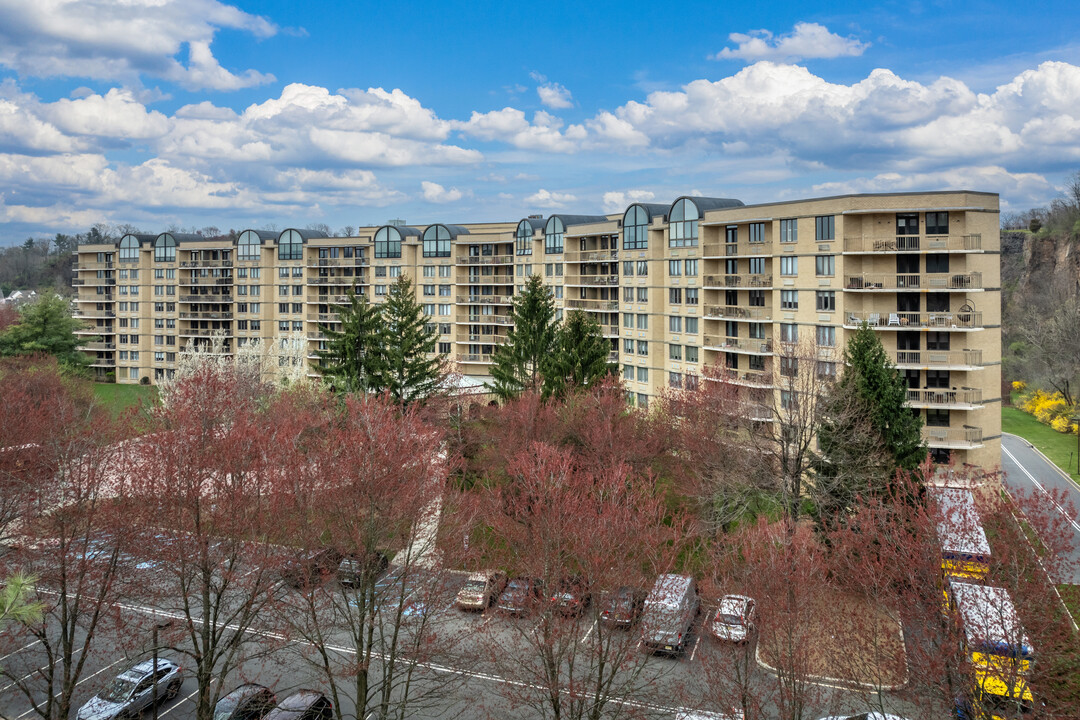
xmin=1019 ymin=388 xmax=1077 ymax=434
xmin=1012 ymin=380 xmax=1026 ymax=392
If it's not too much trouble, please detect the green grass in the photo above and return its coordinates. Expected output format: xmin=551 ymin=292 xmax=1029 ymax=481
xmin=1001 ymin=406 xmax=1080 ymax=486
xmin=1059 ymin=585 xmax=1080 ymax=626
xmin=92 ymin=382 xmax=158 ymax=418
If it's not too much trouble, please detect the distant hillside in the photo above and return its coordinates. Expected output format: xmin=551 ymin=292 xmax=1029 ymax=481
xmin=0 ymin=240 xmax=74 ymax=298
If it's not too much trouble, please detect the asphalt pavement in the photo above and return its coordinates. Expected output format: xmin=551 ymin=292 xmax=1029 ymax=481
xmin=1000 ymin=433 xmax=1080 ymax=584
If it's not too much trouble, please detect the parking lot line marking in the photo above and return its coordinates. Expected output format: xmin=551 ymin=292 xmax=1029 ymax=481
xmin=13 ymin=655 xmax=128 ymax=720
xmin=0 ymin=639 xmax=42 ymax=663
xmin=158 ymin=688 xmax=199 ymax=718
xmin=1 ymin=663 xmax=50 ymax=694
xmin=689 ymin=636 xmax=701 ymax=662
xmin=581 ymin=620 xmax=597 ymax=643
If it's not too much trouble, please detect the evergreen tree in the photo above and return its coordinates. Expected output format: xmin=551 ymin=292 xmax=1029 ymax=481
xmin=0 ymin=294 xmax=90 ymax=373
xmin=371 ymin=275 xmax=444 ymax=405
xmin=489 ymin=274 xmax=558 ymax=400
xmin=316 ymin=289 xmax=385 ymax=394
xmin=543 ymin=309 xmax=612 ymax=399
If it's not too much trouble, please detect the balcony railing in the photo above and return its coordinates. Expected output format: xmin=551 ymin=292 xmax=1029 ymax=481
xmin=924 ymin=425 xmax=984 ymax=449
xmin=704 ymin=305 xmax=771 ymax=321
xmin=74 ymin=310 xmax=116 ymax=318
xmin=564 ymin=249 xmax=619 ymax=263
xmin=455 ymin=254 xmax=514 ymax=265
xmin=706 ymin=369 xmax=773 ymax=388
xmin=455 ymin=353 xmax=495 ymax=363
xmin=81 ymin=341 xmax=115 ymax=350
xmin=845 ymin=310 xmax=983 ymax=330
xmin=72 ymin=278 xmax=116 ymax=286
xmin=178 ymin=311 xmax=233 ymax=320
xmin=455 ymin=332 xmax=507 ymax=344
xmin=844 ymin=272 xmax=982 ymax=291
xmin=568 ymin=275 xmax=619 ymax=286
xmin=702 ymin=240 xmax=773 ymax=257
xmin=307 ymin=312 xmax=341 ymax=323
xmin=307 ymin=257 xmax=369 ymax=267
xmin=906 ymin=388 xmax=984 ymax=408
xmin=566 ymin=298 xmax=619 ymax=311
xmin=179 ymin=277 xmax=233 ymax=286
xmin=180 ymin=260 xmax=233 ymax=268
xmin=73 ymin=261 xmax=114 ymax=270
xmin=703 ymin=336 xmax=773 ymax=353
xmin=467 ymin=315 xmax=514 ymax=326
xmin=457 ymin=294 xmax=513 ymax=305
xmin=893 ymin=349 xmax=983 ymax=368
xmin=703 ymin=274 xmax=772 ymax=288
xmin=179 ymin=328 xmax=234 ymax=337
xmin=307 ymin=277 xmax=365 ymax=285
xmin=180 ymin=294 xmax=232 ymax=303
xmin=843 ymin=234 xmax=983 ymax=253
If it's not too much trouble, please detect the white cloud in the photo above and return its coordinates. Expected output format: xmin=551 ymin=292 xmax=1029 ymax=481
xmin=526 ymin=188 xmax=576 ymax=208
xmin=421 ymin=181 xmax=464 ymax=204
xmin=811 ymin=166 xmax=1056 ymax=206
xmin=457 ymin=108 xmax=581 ymax=152
xmin=602 ymin=190 xmax=655 ymax=212
xmin=712 ymin=22 xmax=869 ymax=62
xmin=0 ymin=0 xmax=276 ymax=90
xmin=537 ymin=82 xmax=573 ymax=109
xmin=44 ymin=88 xmax=170 ymax=139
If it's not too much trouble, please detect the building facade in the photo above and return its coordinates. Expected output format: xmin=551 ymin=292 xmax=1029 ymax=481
xmin=73 ymin=191 xmax=1001 ymax=468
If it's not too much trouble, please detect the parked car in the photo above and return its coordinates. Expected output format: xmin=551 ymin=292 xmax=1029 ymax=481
xmin=456 ymin=570 xmax=507 ymax=610
xmin=337 ymin=550 xmax=390 ymax=587
xmin=640 ymin=574 xmax=700 ymax=656
xmin=599 ymin=586 xmax=646 ymax=629
xmin=263 ymin=691 xmax=333 ymax=720
xmin=281 ymin=548 xmax=343 ymax=588
xmin=816 ymin=714 xmax=908 ymax=720
xmin=551 ymin=577 xmax=590 ymax=616
xmin=213 ymin=684 xmax=277 ymax=720
xmin=496 ymin=577 xmax=545 ymax=615
xmin=709 ymin=594 xmax=756 ymax=644
xmin=76 ymin=659 xmax=183 ymax=720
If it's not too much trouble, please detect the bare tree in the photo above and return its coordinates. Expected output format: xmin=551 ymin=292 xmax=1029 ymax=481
xmin=1012 ymin=274 xmax=1080 ymax=405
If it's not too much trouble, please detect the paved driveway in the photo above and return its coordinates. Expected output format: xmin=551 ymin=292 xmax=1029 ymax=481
xmin=1001 ymin=433 xmax=1080 ymax=584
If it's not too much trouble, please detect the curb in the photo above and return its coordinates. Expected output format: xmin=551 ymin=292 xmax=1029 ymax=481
xmin=752 ymin=627 xmax=909 ymax=692
xmin=1002 ymin=432 xmax=1080 ymax=491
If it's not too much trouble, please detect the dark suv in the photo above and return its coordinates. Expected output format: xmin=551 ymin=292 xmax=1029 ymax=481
xmin=337 ymin=550 xmax=390 ymax=587
xmin=496 ymin=577 xmax=544 ymax=615
xmin=263 ymin=691 xmax=333 ymax=720
xmin=213 ymin=684 xmax=276 ymax=720
xmin=599 ymin=586 xmax=646 ymax=629
xmin=281 ymin=548 xmax=343 ymax=589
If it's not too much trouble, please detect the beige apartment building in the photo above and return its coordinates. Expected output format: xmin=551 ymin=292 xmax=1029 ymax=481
xmin=72 ymin=190 xmax=1001 ymax=468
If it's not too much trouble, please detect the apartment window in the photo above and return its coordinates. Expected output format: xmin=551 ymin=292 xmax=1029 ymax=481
xmin=374 ymin=226 xmax=403 ymax=259
xmin=375 ymin=285 xmax=387 ymax=296
xmin=817 ymin=361 xmax=837 ymax=379
xmin=248 ymin=285 xmax=259 ymax=296
xmin=290 ymin=303 xmax=301 ymax=313
xmin=684 ymin=259 xmax=698 ymax=277
xmin=685 ymin=345 xmax=698 ymax=363
xmin=744 ymin=258 xmax=762 ymax=276
xmin=926 ymin=212 xmax=949 ymax=235
xmin=669 ymin=344 xmax=682 ymax=360
xmin=154 ymin=303 xmax=164 ymax=312
xmin=423 ymin=284 xmax=435 ymax=296
xmin=438 ymin=265 xmax=451 ymax=278
xmin=780 ymin=219 xmax=798 ymax=244
xmin=439 ymin=285 xmax=451 ymax=297
xmin=780 ymin=357 xmax=798 ymax=377
xmin=815 ymin=215 xmax=835 ymax=241
xmin=685 ymin=288 xmax=698 ymax=305
xmin=623 ymin=261 xmax=634 ymax=276
xmin=637 ymin=340 xmax=648 ymax=356
xmin=781 ymin=290 xmax=799 ymax=310
xmin=375 ymin=266 xmax=387 ymax=278
xmin=439 ymin=304 xmax=451 ymax=315
xmin=669 ymin=198 xmax=699 ymax=247
xmin=422 ymin=225 xmax=452 ymax=258
xmin=748 ymin=323 xmax=765 ymax=340
xmin=668 ymin=260 xmax=681 ymax=277
xmin=749 ymin=290 xmax=765 ymax=307
xmin=748 ymin=222 xmax=765 ymax=243
xmin=685 ymin=317 xmax=698 ymax=334
xmin=278 ymin=321 xmax=289 ymax=332
xmin=623 ymin=339 xmax=635 ymax=354
xmin=780 ymin=323 xmax=798 ymax=343
xmin=292 ymin=321 xmax=303 ymax=332
xmin=623 ymin=205 xmax=649 ymax=250
xmin=436 ymin=341 xmax=450 ymax=354
xmin=636 ymin=287 xmax=648 ymax=302
xmin=420 ymin=266 xmax=435 ymax=278
xmin=153 ymin=234 xmax=176 ymax=262
xmin=780 ymin=257 xmax=798 ymax=276
xmin=926 ymin=254 xmax=949 ymax=274
xmin=249 ymin=305 xmax=259 ymax=315
xmin=815 ymin=255 xmax=835 ymax=277
xmin=636 ymin=261 xmax=648 ymax=276
xmin=816 ymin=291 xmax=836 ymax=312
xmin=927 ymin=331 xmax=950 ymax=350
xmin=544 ymin=217 xmax=565 ymax=254
xmin=278 ymin=229 xmax=304 ymax=260
xmin=623 ymin=364 xmax=634 ymax=380
xmin=669 ymin=288 xmax=682 ymax=304
xmin=554 ymin=286 xmax=563 ymax=298
xmin=636 ymin=366 xmax=649 ymax=383
xmin=623 ymin=287 xmax=635 ymax=302
xmin=422 ymin=303 xmax=435 ymax=316
xmin=669 ymin=372 xmax=683 ymax=388
xmin=725 ymin=226 xmax=738 ymax=244
xmin=926 ymin=409 xmax=950 ymax=427
xmin=238 ymin=230 xmax=261 ymax=261
xmin=816 ymin=326 xmax=836 ymax=347
xmin=669 ymin=316 xmax=682 ymax=333
xmin=636 ymin=314 xmax=648 ymax=330
xmin=637 ymin=393 xmax=649 ymax=410
xmin=278 ymin=303 xmax=289 ymax=313
xmin=388 ymin=266 xmax=402 ymax=278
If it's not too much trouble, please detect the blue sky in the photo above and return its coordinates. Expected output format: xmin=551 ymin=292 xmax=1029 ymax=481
xmin=1 ymin=0 xmax=1079 ymax=243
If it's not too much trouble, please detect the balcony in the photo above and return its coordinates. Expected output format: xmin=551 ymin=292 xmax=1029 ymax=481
xmin=73 ymin=261 xmax=114 ymax=270
xmin=843 ymin=272 xmax=982 ymax=291
xmin=567 ymin=274 xmax=619 ymax=287
xmin=74 ymin=309 xmax=116 ymax=318
xmin=703 ymin=336 xmax=773 ymax=354
xmin=455 ymin=332 xmax=507 ymax=344
xmin=89 ymin=360 xmax=116 ymax=368
xmin=703 ymin=274 xmax=772 ymax=289
xmin=456 ymin=254 xmax=514 ymax=265
xmin=844 ymin=310 xmax=983 ymax=330
xmin=180 ymin=294 xmax=232 ymax=303
xmin=81 ymin=341 xmax=116 ymax=350
xmin=564 ymin=249 xmax=618 ymax=263
xmin=457 ymin=294 xmax=513 ymax=305
xmin=566 ymin=298 xmax=619 ymax=311
xmin=180 ymin=260 xmax=233 ymax=268
xmin=179 ymin=277 xmax=233 ymax=286
xmin=893 ymin=349 xmax=983 ymax=370
xmin=906 ymin=388 xmax=984 ymax=410
xmin=924 ymin=425 xmax=984 ymax=449
xmin=459 ymin=275 xmax=514 ymax=285
xmin=75 ymin=327 xmax=113 ymax=335
xmin=702 ymin=240 xmax=773 ymax=258
xmin=309 ymin=294 xmax=352 ymax=305
xmin=72 ymin=277 xmax=116 ymax=286
xmin=704 ymin=369 xmax=774 ymax=389
xmin=455 ymin=353 xmax=495 ymax=364
xmin=842 ymin=234 xmax=983 ymax=254
xmin=179 ymin=328 xmax=233 ymax=337
xmin=307 ymin=277 xmax=365 ymax=286
xmin=704 ymin=305 xmax=771 ymax=321
xmin=307 ymin=257 xmax=369 ymax=267
xmin=466 ymin=315 xmax=513 ymax=326
xmin=307 ymin=312 xmax=341 ymax=323
xmin=178 ymin=311 xmax=233 ymax=320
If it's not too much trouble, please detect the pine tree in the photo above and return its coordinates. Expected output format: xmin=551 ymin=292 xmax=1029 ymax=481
xmin=489 ymin=274 xmax=558 ymax=400
xmin=0 ymin=294 xmax=90 ymax=373
xmin=543 ymin=309 xmax=612 ymax=399
xmin=316 ymin=289 xmax=385 ymax=394
xmin=371 ymin=275 xmax=444 ymax=405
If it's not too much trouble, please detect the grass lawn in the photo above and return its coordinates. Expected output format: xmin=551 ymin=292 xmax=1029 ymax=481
xmin=1001 ymin=406 xmax=1080 ymax=487
xmin=1059 ymin=585 xmax=1080 ymax=626
xmin=92 ymin=382 xmax=158 ymax=418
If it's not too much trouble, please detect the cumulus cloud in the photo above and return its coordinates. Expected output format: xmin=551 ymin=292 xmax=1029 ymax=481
xmin=537 ymin=82 xmax=573 ymax=109
xmin=602 ymin=190 xmax=656 ymax=212
xmin=712 ymin=22 xmax=868 ymax=62
xmin=421 ymin=181 xmax=465 ymax=203
xmin=0 ymin=0 xmax=277 ymax=90
xmin=526 ymin=189 xmax=576 ymax=208
xmin=811 ymin=166 xmax=1056 ymax=207
xmin=457 ymin=108 xmax=583 ymax=152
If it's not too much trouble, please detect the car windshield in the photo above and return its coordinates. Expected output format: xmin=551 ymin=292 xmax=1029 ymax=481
xmin=99 ymin=678 xmax=137 ymax=703
xmin=506 ymin=580 xmax=529 ymax=591
xmin=462 ymin=580 xmax=486 ymax=592
xmin=717 ymin=612 xmax=742 ymax=625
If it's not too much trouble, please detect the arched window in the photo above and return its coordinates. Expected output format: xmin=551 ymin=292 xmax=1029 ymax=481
xmin=516 ymin=220 xmax=534 ymax=256
xmin=544 ymin=217 xmax=565 ymax=255
xmin=669 ymin=198 xmax=699 ymax=248
xmin=623 ymin=205 xmax=649 ymax=250
xmin=422 ymin=225 xmax=451 ymax=258
xmin=278 ymin=229 xmax=303 ymax=261
xmin=237 ymin=230 xmax=262 ymax=261
xmin=153 ymin=233 xmax=176 ymax=263
xmin=374 ymin=226 xmax=403 ymax=259
xmin=119 ymin=235 xmax=140 ymax=263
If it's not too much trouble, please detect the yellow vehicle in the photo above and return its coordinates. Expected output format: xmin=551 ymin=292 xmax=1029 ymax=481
xmin=932 ymin=488 xmax=991 ymax=582
xmin=946 ymin=580 xmax=1034 ymax=719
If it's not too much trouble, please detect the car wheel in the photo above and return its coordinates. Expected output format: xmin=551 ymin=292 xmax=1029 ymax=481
xmin=165 ymin=680 xmax=182 ymax=700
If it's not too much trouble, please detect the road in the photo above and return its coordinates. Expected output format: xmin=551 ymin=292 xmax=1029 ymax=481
xmin=1000 ymin=433 xmax=1080 ymax=584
